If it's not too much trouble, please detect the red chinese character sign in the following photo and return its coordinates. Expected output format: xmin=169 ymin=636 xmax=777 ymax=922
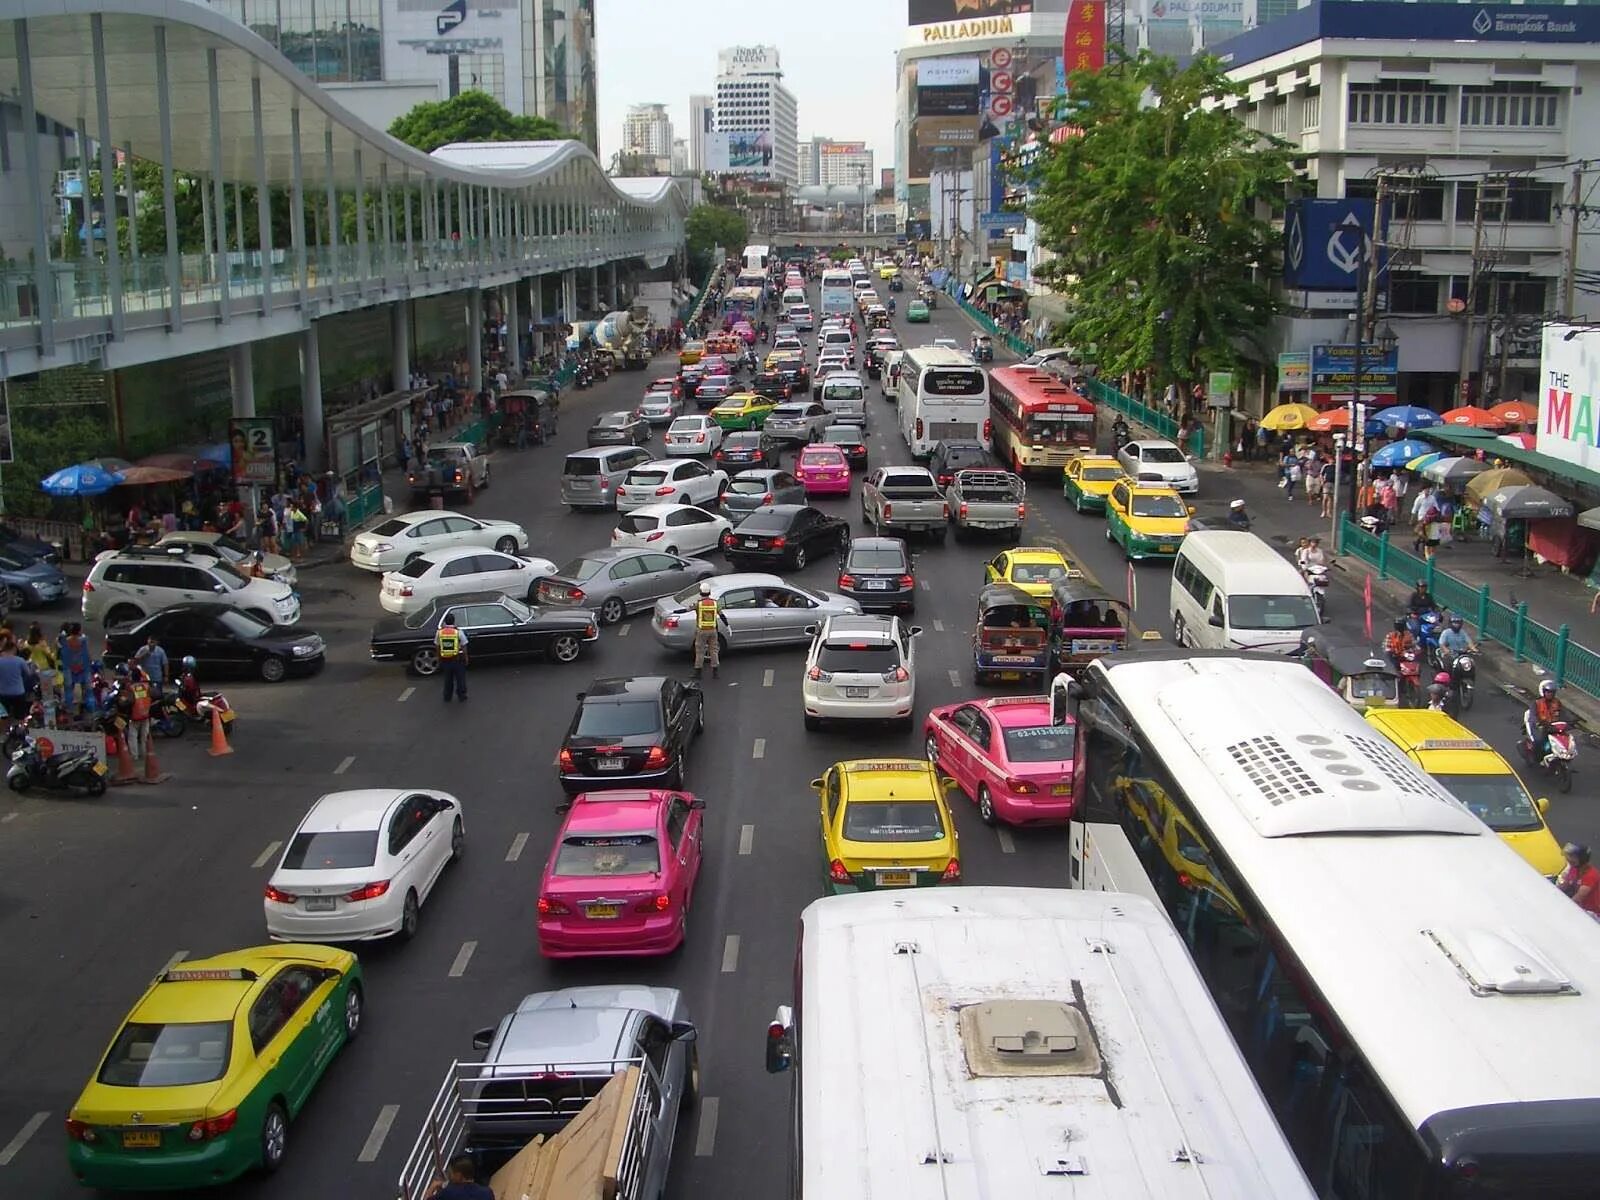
xmin=1064 ymin=0 xmax=1106 ymax=74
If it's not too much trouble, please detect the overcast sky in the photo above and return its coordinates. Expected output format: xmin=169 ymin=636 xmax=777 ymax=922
xmin=595 ymin=0 xmax=906 ymax=169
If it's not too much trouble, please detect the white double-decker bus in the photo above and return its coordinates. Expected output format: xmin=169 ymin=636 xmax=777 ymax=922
xmin=896 ymin=345 xmax=988 ymax=459
xmin=819 ymin=269 xmax=855 ymax=317
xmin=743 ymin=243 xmax=771 ymax=273
xmin=763 ymin=888 xmax=1316 ymax=1200
xmin=1069 ymin=651 xmax=1600 ymax=1197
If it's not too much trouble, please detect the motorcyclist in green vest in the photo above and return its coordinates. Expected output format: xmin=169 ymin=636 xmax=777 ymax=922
xmin=436 ymin=611 xmax=469 ymax=702
xmin=692 ymin=581 xmax=720 ymax=679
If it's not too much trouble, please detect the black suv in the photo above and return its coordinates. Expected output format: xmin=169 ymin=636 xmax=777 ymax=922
xmin=721 ymin=505 xmax=849 ymax=572
xmin=557 ymin=676 xmax=704 ymax=796
xmin=752 ymin=371 xmax=792 ymax=403
xmin=928 ymin=440 xmax=994 ymax=489
xmin=836 ymin=536 xmax=916 ymax=614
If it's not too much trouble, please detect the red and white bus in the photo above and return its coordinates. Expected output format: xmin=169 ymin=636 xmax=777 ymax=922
xmin=988 ymin=365 xmax=1096 ymax=475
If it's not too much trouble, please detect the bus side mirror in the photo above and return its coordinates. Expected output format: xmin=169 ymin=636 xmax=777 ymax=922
xmin=766 ymin=1006 xmax=794 ymax=1074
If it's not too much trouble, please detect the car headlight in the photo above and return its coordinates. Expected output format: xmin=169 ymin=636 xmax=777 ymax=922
xmin=292 ymin=642 xmax=319 ymax=657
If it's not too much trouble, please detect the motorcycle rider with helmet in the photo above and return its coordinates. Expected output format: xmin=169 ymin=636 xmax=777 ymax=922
xmin=1407 ymin=578 xmax=1438 ymax=615
xmin=1437 ymin=615 xmax=1475 ymax=660
xmin=1526 ymin=679 xmax=1565 ymax=761
xmin=176 ymin=656 xmax=202 ymax=713
xmin=1384 ymin=616 xmax=1416 ymax=667
xmin=1425 ymin=680 xmax=1450 ymax=711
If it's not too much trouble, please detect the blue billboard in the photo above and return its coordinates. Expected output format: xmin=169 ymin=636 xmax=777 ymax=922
xmin=1283 ymin=198 xmax=1388 ymax=292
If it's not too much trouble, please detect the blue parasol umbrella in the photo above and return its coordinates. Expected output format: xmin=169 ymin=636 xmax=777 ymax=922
xmin=1368 ymin=438 xmax=1435 ymax=469
xmin=1373 ymin=405 xmax=1442 ymax=430
xmin=41 ymin=463 xmax=124 ymax=497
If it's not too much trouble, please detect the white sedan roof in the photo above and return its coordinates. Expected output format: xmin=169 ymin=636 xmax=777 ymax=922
xmin=301 ymin=789 xmax=413 ymax=831
xmin=620 ymin=501 xmax=722 ymax=521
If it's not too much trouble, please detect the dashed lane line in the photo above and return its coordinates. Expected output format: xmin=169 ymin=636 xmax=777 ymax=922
xmin=721 ymin=934 xmax=741 ymax=974
xmin=333 ymin=755 xmax=355 ymax=775
xmin=997 ymin=828 xmax=1017 ymax=855
xmin=739 ymin=824 xmax=755 ymax=855
xmin=694 ymin=1098 xmax=720 ymax=1157
xmin=448 ymin=941 xmax=478 ymax=978
xmin=397 ymin=686 xmax=415 ymax=703
xmin=2 ymin=811 xmax=18 ymax=823
xmin=947 ymin=669 xmax=961 ymax=687
xmin=932 ymin=619 xmax=944 ymax=632
xmin=0 ymin=1111 xmax=50 ymax=1166
xmin=356 ymin=1104 xmax=400 ymax=1163
xmin=762 ymin=669 xmax=774 ymax=687
xmin=752 ymin=738 xmax=766 ymax=760
xmin=617 ymin=623 xmax=631 ymax=637
xmin=252 ymin=840 xmax=283 ymax=870
xmin=506 ymin=832 xmax=530 ymax=862
xmin=919 ymin=579 xmax=931 ymax=591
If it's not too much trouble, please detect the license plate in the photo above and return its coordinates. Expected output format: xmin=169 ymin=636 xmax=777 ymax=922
xmin=92 ymin=762 xmax=107 ymax=776
xmin=845 ymin=687 xmax=871 ymax=699
xmin=1051 ymin=784 xmax=1072 ymax=795
xmin=877 ymin=871 xmax=913 ymax=887
xmin=121 ymin=1130 xmax=161 ymax=1149
xmin=865 ymin=579 xmax=890 ymax=590
xmin=585 ymin=903 xmax=621 ymax=919
xmin=595 ymin=758 xmax=626 ymax=772
xmin=305 ymin=895 xmax=337 ymax=912
xmin=1000 ymin=671 xmax=1021 ymax=681
xmin=744 ymin=538 xmax=760 ymax=548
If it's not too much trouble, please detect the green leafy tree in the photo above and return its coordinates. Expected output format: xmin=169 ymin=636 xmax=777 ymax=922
xmin=684 ymin=204 xmax=748 ymax=279
xmin=1031 ymin=53 xmax=1295 ymax=397
xmin=389 ymin=91 xmax=568 ymax=154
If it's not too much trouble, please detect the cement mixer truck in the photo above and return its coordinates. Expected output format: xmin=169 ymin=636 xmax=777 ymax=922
xmin=596 ymin=306 xmax=654 ymax=371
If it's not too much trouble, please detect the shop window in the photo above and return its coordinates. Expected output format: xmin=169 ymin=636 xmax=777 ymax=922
xmin=1455 ymin=181 xmax=1557 ymax=224
xmin=1387 ymin=273 xmax=1441 ymax=314
xmin=1346 ymin=181 xmax=1444 ymax=222
xmin=1460 ymin=84 xmax=1559 ymax=128
xmin=1347 ymin=82 xmax=1448 ymax=126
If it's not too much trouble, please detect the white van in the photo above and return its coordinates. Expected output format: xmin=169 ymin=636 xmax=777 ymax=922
xmin=781 ymin=287 xmax=806 ymax=311
xmin=1170 ymin=529 xmax=1319 ymax=653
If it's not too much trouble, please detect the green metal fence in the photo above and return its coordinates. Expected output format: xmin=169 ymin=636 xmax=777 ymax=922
xmin=1337 ymin=513 xmax=1600 ymax=697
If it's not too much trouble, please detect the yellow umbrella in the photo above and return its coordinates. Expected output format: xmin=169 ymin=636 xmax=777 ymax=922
xmin=1464 ymin=466 xmax=1532 ymax=505
xmin=1259 ymin=403 xmax=1320 ymax=431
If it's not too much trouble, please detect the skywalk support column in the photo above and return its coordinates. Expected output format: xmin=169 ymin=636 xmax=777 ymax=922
xmin=608 ymin=262 xmax=618 ymax=309
xmin=467 ymin=289 xmax=484 ymax=396
xmin=392 ymin=301 xmax=411 ymax=391
xmin=300 ymin=324 xmax=324 ymax=473
xmin=229 ymin=343 xmax=255 ymax=418
xmin=506 ymin=285 xmax=522 ymax=374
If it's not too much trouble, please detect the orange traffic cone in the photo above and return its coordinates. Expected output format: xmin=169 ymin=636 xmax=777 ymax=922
xmin=140 ymin=740 xmax=169 ymax=785
xmin=207 ymin=707 xmax=233 ymax=757
xmin=111 ymin=731 xmax=137 ymax=786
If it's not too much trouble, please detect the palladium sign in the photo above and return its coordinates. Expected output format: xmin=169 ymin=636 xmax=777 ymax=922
xmin=922 ymin=16 xmax=1015 ymax=41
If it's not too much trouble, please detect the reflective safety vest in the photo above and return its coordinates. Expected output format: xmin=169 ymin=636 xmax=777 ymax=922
xmin=436 ymin=625 xmax=462 ymax=659
xmin=695 ymin=598 xmax=719 ymax=631
xmin=129 ymin=681 xmax=151 ymax=721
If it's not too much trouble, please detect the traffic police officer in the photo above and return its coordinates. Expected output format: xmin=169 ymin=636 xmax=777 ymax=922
xmin=436 ymin=611 xmax=469 ymax=702
xmin=692 ymin=581 xmax=720 ymax=679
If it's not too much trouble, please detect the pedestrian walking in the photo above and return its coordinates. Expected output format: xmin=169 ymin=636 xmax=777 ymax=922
xmin=0 ymin=643 xmax=29 ymax=720
xmin=400 ymin=436 xmax=413 ymax=475
xmin=691 ymin=581 xmax=721 ymax=679
xmin=134 ymin=634 xmax=169 ymax=695
xmin=125 ymin=665 xmax=153 ymax=763
xmin=1319 ymin=458 xmax=1336 ymax=519
xmin=436 ymin=610 xmax=469 ymax=702
xmin=1284 ymin=454 xmax=1302 ymax=501
xmin=60 ymin=623 xmax=91 ymax=714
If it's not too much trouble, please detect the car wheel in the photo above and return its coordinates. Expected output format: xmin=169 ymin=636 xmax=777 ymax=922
xmin=663 ymin=544 xmax=679 ymax=557
xmin=105 ymin=604 xmax=143 ymax=629
xmin=495 ymin=535 xmax=518 ymax=553
xmin=398 ymin=890 xmax=420 ymax=941
xmin=4 ymin=586 xmax=25 ymax=612
xmin=977 ymin=785 xmax=997 ymax=826
xmin=1173 ymin=614 xmax=1188 ymax=648
xmin=924 ymin=733 xmax=940 ymax=768
xmin=683 ymin=1045 xmax=702 ymax=1108
xmin=678 ymin=494 xmax=692 ymax=505
xmin=599 ymin=596 xmax=626 ymax=625
xmin=343 ymin=981 xmax=364 ymax=1041
xmin=804 ymin=714 xmax=821 ymax=731
xmin=411 ymin=646 xmax=440 ymax=676
xmin=259 ymin=655 xmax=287 ymax=683
xmin=548 ymin=634 xmax=582 ymax=664
xmin=8 ymin=772 xmax=30 ymax=794
xmin=259 ymin=1102 xmax=288 ymax=1174
xmin=450 ymin=817 xmax=465 ymax=862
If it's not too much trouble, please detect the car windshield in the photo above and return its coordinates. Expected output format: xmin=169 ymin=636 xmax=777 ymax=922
xmin=729 ymin=478 xmax=772 ymax=495
xmin=98 ymin=1021 xmax=233 ymax=1087
xmin=1434 ymin=773 xmax=1544 ymax=833
xmin=211 ymin=560 xmax=249 ymax=590
xmin=848 ymin=548 xmax=906 ymax=571
xmin=817 ymin=644 xmax=898 ymax=673
xmin=824 ymin=384 xmax=864 ymax=401
xmin=843 ymin=800 xmax=945 ymax=842
xmin=597 ymin=413 xmax=630 ymax=427
xmin=615 ymin=515 xmax=658 ymax=534
xmin=371 ymin=519 xmax=409 ymax=536
xmin=772 ymin=406 xmax=806 ymax=420
xmin=1081 ymin=466 xmax=1123 ymax=482
xmin=1130 ymin=494 xmax=1187 ymax=518
xmin=281 ymin=829 xmax=379 ymax=869
xmin=626 ymin=470 xmax=668 ymax=486
xmin=574 ymin=700 xmax=662 ymax=738
xmin=737 ymin=512 xmax=790 ymax=534
xmin=725 ymin=433 xmax=761 ymax=449
xmin=557 ymin=557 xmax=607 ymax=581
xmin=1027 ymin=414 xmax=1087 ymax=444
xmin=1228 ymin=594 xmax=1320 ymax=630
xmin=825 ymin=431 xmax=863 ymax=446
xmin=922 ymin=369 xmax=983 ymax=396
xmin=1140 ymin=445 xmax=1186 ymax=464
xmin=397 ymin=557 xmax=434 ymax=579
xmin=216 ymin=609 xmax=272 ymax=637
xmin=553 ymin=834 xmax=662 ymax=876
xmin=1011 ymin=563 xmax=1068 ymax=583
xmin=424 ymin=449 xmax=464 ymax=469
xmin=806 ymin=451 xmax=846 ymax=467
xmin=1002 ymin=724 xmax=1077 ymax=763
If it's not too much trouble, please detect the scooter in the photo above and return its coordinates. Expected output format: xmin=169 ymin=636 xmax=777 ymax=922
xmin=574 ymin=362 xmax=594 ymax=390
xmin=1520 ymin=713 xmax=1577 ymax=794
xmin=1111 ymin=421 xmax=1132 ymax=452
xmin=1303 ymin=564 xmax=1330 ymax=621
xmin=1407 ymin=609 xmax=1444 ymax=662
xmin=1439 ymin=650 xmax=1476 ymax=712
xmin=7 ymin=732 xmax=107 ymax=797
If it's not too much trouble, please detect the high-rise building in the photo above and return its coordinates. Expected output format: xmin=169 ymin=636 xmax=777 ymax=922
xmin=688 ymin=94 xmax=714 ymax=174
xmin=672 ymin=138 xmax=689 ymax=175
xmin=714 ymin=45 xmax=799 ymax=184
xmin=812 ymin=139 xmax=875 ymax=188
xmin=622 ymin=103 xmax=673 ymax=160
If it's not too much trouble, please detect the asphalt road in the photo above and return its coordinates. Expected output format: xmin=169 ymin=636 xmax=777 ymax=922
xmin=0 ymin=271 xmax=1591 ymax=1200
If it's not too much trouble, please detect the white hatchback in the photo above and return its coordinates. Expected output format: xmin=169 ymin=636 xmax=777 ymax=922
xmin=350 ymin=510 xmax=529 ymax=572
xmin=378 ymin=545 xmax=557 ymax=615
xmin=802 ymin=613 xmax=922 ymax=730
xmin=662 ymin=416 xmax=725 ymax=458
xmin=615 ymin=458 xmax=729 ymax=512
xmin=1117 ymin=439 xmax=1200 ymax=495
xmin=611 ymin=503 xmax=731 ymax=557
xmin=264 ymin=789 xmax=464 ymax=943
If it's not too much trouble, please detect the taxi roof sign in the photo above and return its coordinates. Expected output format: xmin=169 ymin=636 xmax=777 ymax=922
xmin=161 ymin=967 xmax=258 ymax=983
xmin=843 ymin=760 xmax=926 ymax=772
xmin=1416 ymin=738 xmax=1491 ymax=752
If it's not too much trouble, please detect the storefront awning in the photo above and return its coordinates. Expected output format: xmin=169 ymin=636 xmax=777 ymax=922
xmin=1419 ymin=427 xmax=1600 ymax=494
xmin=978 ymin=280 xmax=1024 ymax=298
xmin=973 ymin=265 xmax=997 ymax=286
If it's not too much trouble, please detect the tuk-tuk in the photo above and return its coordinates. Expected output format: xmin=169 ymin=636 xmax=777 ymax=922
xmin=1298 ymin=636 xmax=1402 ymax=712
xmin=497 ymin=389 xmax=560 ymax=448
xmin=970 ymin=333 xmax=994 ymax=363
xmin=973 ymin=583 xmax=1052 ymax=685
xmin=1047 ymin=580 xmax=1130 ymax=676
xmin=918 ymin=285 xmax=939 ymax=309
xmin=890 ymin=274 xmax=905 ymax=293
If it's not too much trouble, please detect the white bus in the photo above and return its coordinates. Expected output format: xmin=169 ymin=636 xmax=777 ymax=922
xmin=743 ymin=243 xmax=771 ymax=273
xmin=896 ymin=345 xmax=989 ymax=459
xmin=1069 ymin=652 xmax=1600 ymax=1197
xmin=819 ymin=269 xmax=855 ymax=317
xmin=763 ymin=888 xmax=1317 ymax=1200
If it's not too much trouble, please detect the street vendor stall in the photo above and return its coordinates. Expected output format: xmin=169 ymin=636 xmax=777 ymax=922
xmin=326 ymin=386 xmax=436 ymax=524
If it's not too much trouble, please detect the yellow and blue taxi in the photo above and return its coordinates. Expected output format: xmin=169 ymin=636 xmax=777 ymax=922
xmin=1105 ymin=478 xmax=1191 ymax=560
xmin=1364 ymin=708 xmax=1566 ymax=878
xmin=709 ymin=391 xmax=777 ymax=432
xmin=815 ymin=759 xmax=961 ymax=893
xmin=66 ymin=945 xmax=363 ymax=1190
xmin=983 ymin=546 xmax=1079 ymax=601
xmin=1061 ymin=454 xmax=1128 ymax=514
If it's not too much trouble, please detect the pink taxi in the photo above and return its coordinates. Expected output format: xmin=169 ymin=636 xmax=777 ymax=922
xmin=922 ymin=696 xmax=1078 ymax=827
xmin=536 ymin=789 xmax=705 ymax=958
xmin=794 ymin=444 xmax=852 ymax=497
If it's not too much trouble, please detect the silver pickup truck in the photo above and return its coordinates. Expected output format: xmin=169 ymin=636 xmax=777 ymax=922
xmin=862 ymin=466 xmax=950 ymax=542
xmin=948 ymin=469 xmax=1026 ymax=541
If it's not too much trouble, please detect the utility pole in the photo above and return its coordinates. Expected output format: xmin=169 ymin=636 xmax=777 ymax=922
xmin=1457 ymin=174 xmax=1507 ymax=405
xmin=1566 ymin=166 xmax=1583 ymax=318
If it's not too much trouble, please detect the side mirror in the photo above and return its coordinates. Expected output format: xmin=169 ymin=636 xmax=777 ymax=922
xmin=684 ymin=680 xmax=703 ymax=692
xmin=1209 ymin=613 xmax=1225 ymax=628
xmin=471 ymin=1027 xmax=496 ymax=1053
xmin=213 ymin=584 xmax=227 ymax=593
xmin=766 ymin=1005 xmax=794 ymax=1074
xmin=809 ymin=777 xmax=825 ymax=791
xmin=555 ymin=801 xmax=572 ymax=815
xmin=690 ymin=797 xmax=707 ymax=810
xmin=1187 ymin=506 xmax=1196 ymax=516
xmin=941 ymin=776 xmax=959 ymax=791
xmin=803 ymin=624 xmax=818 ymax=638
xmin=1537 ymin=796 xmax=1551 ymax=814
xmin=908 ymin=626 xmax=924 ymax=638
xmin=576 ymin=691 xmax=586 ymax=700
xmin=671 ymin=1021 xmax=699 ymax=1044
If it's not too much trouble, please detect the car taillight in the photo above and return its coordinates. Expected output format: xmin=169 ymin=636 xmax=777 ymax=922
xmin=884 ymin=665 xmax=910 ymax=683
xmin=762 ymin=492 xmax=775 ymax=504
xmin=187 ymin=1109 xmax=238 ymax=1142
xmin=263 ymin=884 xmax=298 ymax=904
xmin=959 ymin=502 xmax=969 ymax=519
xmin=696 ymin=433 xmax=706 ymax=443
xmin=915 ymin=418 xmax=924 ymax=439
xmin=714 ymin=450 xmax=724 ymax=459
xmin=838 ymin=573 xmax=856 ymax=588
xmin=898 ymin=574 xmax=915 ymax=588
xmin=1017 ymin=503 xmax=1026 ymax=519
xmin=882 ymin=503 xmax=893 ymax=521
xmin=644 ymin=746 xmax=671 ymax=769
xmin=635 ymin=893 xmax=672 ymax=913
xmin=655 ymin=486 xmax=675 ymax=496
xmin=664 ymin=615 xmax=681 ymax=630
xmin=398 ymin=585 xmax=413 ymax=597
xmin=537 ymin=896 xmax=571 ymax=915
xmin=941 ymin=858 xmax=962 ymax=882
xmin=828 ymin=859 xmax=851 ymax=883
xmin=722 ymin=532 xmax=735 ymax=547
xmin=646 ymin=530 xmax=664 ymax=541
xmin=65 ymin=1119 xmax=97 ymax=1144
xmin=82 ymin=580 xmax=94 ymax=593
xmin=983 ymin=419 xmax=992 ymax=440
xmin=941 ymin=503 xmax=950 ymax=521
xmin=616 ymin=486 xmax=627 ymax=496
xmin=771 ymin=536 xmax=786 ymax=548
xmin=558 ymin=748 xmax=576 ymax=771
xmin=938 ymin=474 xmax=952 ymax=486
xmin=346 ymin=880 xmax=391 ymax=903
xmin=1005 ymin=777 xmax=1039 ymax=795
xmin=567 ymin=588 xmax=585 ymax=602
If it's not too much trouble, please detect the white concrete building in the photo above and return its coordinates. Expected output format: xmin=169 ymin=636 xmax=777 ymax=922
xmin=672 ymin=138 xmax=689 ymax=176
xmin=688 ymin=94 xmax=714 ymax=174
xmin=623 ymin=102 xmax=673 ymax=161
xmin=812 ymin=139 xmax=876 ymax=189
xmin=714 ymin=45 xmax=799 ymax=184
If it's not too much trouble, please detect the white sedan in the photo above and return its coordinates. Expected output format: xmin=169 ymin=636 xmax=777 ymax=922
xmin=615 ymin=458 xmax=729 ymax=513
xmin=663 ymin=415 xmax=724 ymax=457
xmin=264 ymin=789 xmax=464 ymax=943
xmin=378 ymin=545 xmax=558 ymax=615
xmin=611 ymin=503 xmax=731 ymax=557
xmin=350 ymin=510 xmax=529 ymax=573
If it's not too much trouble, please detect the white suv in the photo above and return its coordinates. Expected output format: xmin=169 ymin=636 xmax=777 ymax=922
xmin=83 ymin=544 xmax=301 ymax=628
xmin=802 ymin=614 xmax=921 ymax=730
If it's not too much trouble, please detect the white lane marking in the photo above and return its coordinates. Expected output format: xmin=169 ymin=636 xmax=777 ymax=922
xmin=694 ymin=1098 xmax=720 ymax=1157
xmin=506 ymin=832 xmax=530 ymax=862
xmin=333 ymin=755 xmax=355 ymax=775
xmin=739 ymin=824 xmax=755 ymax=855
xmin=997 ymin=828 xmax=1017 ymax=855
xmin=356 ymin=1104 xmax=401 ymax=1163
xmin=1 ymin=811 xmax=17 ymax=823
xmin=721 ymin=934 xmax=741 ymax=974
xmin=948 ymin=669 xmax=961 ymax=687
xmin=919 ymin=579 xmax=931 ymax=591
xmin=163 ymin=950 xmax=189 ymax=971
xmin=617 ymin=623 xmax=631 ymax=638
xmin=762 ymin=668 xmax=774 ymax=687
xmin=448 ymin=940 xmax=478 ymax=978
xmin=752 ymin=738 xmax=766 ymax=760
xmin=252 ymin=840 xmax=283 ymax=870
xmin=932 ymin=619 xmax=945 ymax=632
xmin=397 ymin=686 xmax=415 ymax=703
xmin=0 ymin=1111 xmax=50 ymax=1166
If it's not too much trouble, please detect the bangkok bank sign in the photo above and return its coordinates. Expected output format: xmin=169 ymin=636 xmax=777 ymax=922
xmin=1538 ymin=322 xmax=1600 ymax=472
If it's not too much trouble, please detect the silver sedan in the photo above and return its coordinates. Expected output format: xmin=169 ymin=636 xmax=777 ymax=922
xmin=537 ymin=547 xmax=716 ymax=626
xmin=650 ymin=572 xmax=860 ymax=653
xmin=720 ymin=469 xmax=805 ymax=520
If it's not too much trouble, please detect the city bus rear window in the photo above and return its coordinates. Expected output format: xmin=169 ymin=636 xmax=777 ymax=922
xmin=923 ymin=369 xmax=984 ymax=396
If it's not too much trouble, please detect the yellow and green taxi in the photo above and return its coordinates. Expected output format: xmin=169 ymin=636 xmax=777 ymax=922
xmin=815 ymin=759 xmax=961 ymax=893
xmin=764 ymin=348 xmax=802 ymax=372
xmin=1061 ymin=454 xmax=1128 ymax=513
xmin=678 ymin=340 xmax=705 ymax=366
xmin=1106 ymin=478 xmax=1191 ymax=560
xmin=67 ymin=945 xmax=363 ymax=1190
xmin=983 ymin=546 xmax=1079 ymax=600
xmin=1364 ymin=708 xmax=1565 ymax=878
xmin=710 ymin=391 xmax=776 ymax=432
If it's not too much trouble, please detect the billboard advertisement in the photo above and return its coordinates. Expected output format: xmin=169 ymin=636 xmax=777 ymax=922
xmin=917 ymin=57 xmax=981 ymax=87
xmin=723 ymin=131 xmax=774 ymax=174
xmin=917 ymin=85 xmax=981 ymax=116
xmin=1277 ymin=351 xmax=1311 ymax=392
xmin=1064 ymin=0 xmax=1107 ymax=73
xmin=1539 ymin=324 xmax=1600 ymax=474
xmin=1282 ymin=198 xmax=1389 ymax=292
xmin=916 ymin=117 xmax=980 ymax=149
xmin=909 ymin=0 xmax=1033 ymax=22
xmin=230 ymin=417 xmax=279 ymax=486
xmin=820 ymin=141 xmax=867 ymax=156
xmin=1310 ymin=345 xmax=1398 ymax=407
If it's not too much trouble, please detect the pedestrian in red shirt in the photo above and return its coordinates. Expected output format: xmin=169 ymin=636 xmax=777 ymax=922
xmin=1558 ymin=843 xmax=1600 ymax=918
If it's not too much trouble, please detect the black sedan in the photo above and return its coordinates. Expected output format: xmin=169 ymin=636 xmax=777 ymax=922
xmin=714 ymin=430 xmax=781 ymax=470
xmin=370 ymin=591 xmax=600 ymax=676
xmin=822 ymin=426 xmax=868 ymax=470
xmin=752 ymin=372 xmax=792 ymax=403
xmin=103 ymin=604 xmax=326 ymax=683
xmin=587 ymin=410 xmax=650 ymax=447
xmin=558 ymin=675 xmax=704 ymax=795
xmin=774 ymin=359 xmax=811 ymax=395
xmin=721 ymin=504 xmax=850 ymax=572
xmin=836 ymin=536 xmax=916 ymax=614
